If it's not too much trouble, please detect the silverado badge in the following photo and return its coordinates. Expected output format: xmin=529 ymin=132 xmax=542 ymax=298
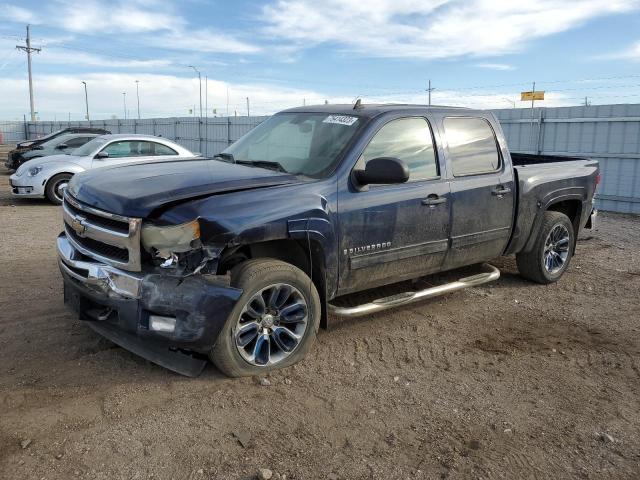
xmin=344 ymin=242 xmax=391 ymax=256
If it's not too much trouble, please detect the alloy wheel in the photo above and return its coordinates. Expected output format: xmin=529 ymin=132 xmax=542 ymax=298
xmin=543 ymin=224 xmax=570 ymax=274
xmin=234 ymin=283 xmax=308 ymax=366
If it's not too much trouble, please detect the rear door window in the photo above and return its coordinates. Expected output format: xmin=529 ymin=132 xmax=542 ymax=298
xmin=153 ymin=143 xmax=178 ymax=155
xmin=443 ymin=117 xmax=501 ymax=176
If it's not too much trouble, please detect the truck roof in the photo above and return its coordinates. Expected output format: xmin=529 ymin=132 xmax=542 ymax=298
xmin=281 ymin=103 xmax=479 ymax=119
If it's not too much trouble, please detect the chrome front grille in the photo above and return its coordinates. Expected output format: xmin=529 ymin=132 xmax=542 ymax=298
xmin=62 ymin=191 xmax=142 ymax=271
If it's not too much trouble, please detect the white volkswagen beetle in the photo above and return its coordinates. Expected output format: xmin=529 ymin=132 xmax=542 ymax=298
xmin=9 ymin=134 xmax=197 ymax=204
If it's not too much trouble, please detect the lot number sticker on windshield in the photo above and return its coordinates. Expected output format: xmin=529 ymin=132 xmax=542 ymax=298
xmin=323 ymin=115 xmax=358 ymax=126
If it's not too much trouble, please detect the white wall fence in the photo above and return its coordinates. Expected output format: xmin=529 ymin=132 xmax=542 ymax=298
xmin=3 ymin=104 xmax=640 ymax=214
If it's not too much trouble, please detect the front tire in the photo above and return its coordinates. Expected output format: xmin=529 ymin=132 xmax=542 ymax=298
xmin=210 ymin=259 xmax=321 ymax=377
xmin=516 ymin=211 xmax=575 ymax=284
xmin=45 ymin=173 xmax=72 ymax=204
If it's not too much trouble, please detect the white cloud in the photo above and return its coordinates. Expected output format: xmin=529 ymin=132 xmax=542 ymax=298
xmin=0 ymin=0 xmax=261 ymax=55
xmin=55 ymin=0 xmax=180 ymax=34
xmin=0 ymin=73 xmax=330 ymax=119
xmin=262 ymin=0 xmax=640 ymax=59
xmin=597 ymin=40 xmax=640 ymax=60
xmin=0 ymin=71 xmax=581 ymax=121
xmin=153 ymin=28 xmax=261 ymax=54
xmin=39 ymin=48 xmax=174 ymax=68
xmin=475 ymin=63 xmax=515 ymax=71
xmin=0 ymin=4 xmax=39 ymax=23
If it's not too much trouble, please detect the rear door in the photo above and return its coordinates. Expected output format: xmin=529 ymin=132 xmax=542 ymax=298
xmin=438 ymin=116 xmax=515 ymax=269
xmin=337 ymin=115 xmax=451 ymax=294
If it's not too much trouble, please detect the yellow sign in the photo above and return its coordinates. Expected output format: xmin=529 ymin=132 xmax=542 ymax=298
xmin=521 ymin=91 xmax=545 ymax=101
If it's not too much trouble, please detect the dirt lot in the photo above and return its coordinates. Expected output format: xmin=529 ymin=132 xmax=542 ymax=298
xmin=1 ymin=158 xmax=639 ymax=480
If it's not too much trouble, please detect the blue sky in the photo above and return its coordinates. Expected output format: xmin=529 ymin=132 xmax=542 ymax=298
xmin=1 ymin=0 xmax=640 ymax=120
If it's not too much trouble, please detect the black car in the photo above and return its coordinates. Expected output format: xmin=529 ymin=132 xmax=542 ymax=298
xmin=6 ymin=127 xmax=110 ymax=170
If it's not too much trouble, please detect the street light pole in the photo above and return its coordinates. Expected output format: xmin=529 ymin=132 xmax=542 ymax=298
xmin=122 ymin=92 xmax=127 ymax=120
xmin=135 ymin=80 xmax=140 ymax=119
xmin=81 ymin=81 xmax=90 ymax=121
xmin=188 ymin=65 xmax=202 ymax=118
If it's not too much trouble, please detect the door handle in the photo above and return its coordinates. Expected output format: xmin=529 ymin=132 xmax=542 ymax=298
xmin=422 ymin=195 xmax=447 ymax=206
xmin=492 ymin=186 xmax=511 ymax=196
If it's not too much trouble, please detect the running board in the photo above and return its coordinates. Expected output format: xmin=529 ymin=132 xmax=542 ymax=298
xmin=328 ymin=263 xmax=500 ymax=317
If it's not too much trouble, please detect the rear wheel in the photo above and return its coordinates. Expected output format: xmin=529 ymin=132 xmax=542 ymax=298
xmin=516 ymin=211 xmax=574 ymax=284
xmin=45 ymin=173 xmax=72 ymax=204
xmin=210 ymin=259 xmax=320 ymax=377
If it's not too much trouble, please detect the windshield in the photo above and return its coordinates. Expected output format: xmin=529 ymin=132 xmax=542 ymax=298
xmin=222 ymin=112 xmax=362 ymax=177
xmin=72 ymin=137 xmax=108 ymax=156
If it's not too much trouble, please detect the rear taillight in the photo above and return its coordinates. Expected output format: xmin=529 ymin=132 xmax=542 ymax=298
xmin=595 ymin=174 xmax=601 ymax=190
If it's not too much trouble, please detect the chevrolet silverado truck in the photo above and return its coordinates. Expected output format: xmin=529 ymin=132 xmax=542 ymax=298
xmin=57 ymin=104 xmax=599 ymax=377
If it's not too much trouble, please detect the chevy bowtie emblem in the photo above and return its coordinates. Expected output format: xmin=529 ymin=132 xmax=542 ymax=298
xmin=71 ymin=216 xmax=87 ymax=236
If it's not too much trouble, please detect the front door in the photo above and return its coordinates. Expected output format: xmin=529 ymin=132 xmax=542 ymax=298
xmin=337 ymin=116 xmax=451 ymax=295
xmin=440 ymin=116 xmax=515 ymax=269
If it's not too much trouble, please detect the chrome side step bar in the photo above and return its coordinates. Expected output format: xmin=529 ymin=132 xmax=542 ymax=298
xmin=328 ymin=263 xmax=500 ymax=317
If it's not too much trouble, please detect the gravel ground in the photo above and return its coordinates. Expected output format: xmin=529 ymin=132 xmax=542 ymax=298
xmin=1 ymin=158 xmax=639 ymax=480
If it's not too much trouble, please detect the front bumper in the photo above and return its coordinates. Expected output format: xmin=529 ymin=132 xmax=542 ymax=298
xmin=57 ymin=233 xmax=243 ymax=376
xmin=9 ymin=172 xmax=45 ymax=198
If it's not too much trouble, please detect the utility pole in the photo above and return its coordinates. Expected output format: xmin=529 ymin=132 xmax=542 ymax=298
xmin=426 ymin=79 xmax=435 ymax=106
xmin=122 ymin=92 xmax=127 ymax=119
xmin=531 ymin=81 xmax=536 ymax=111
xmin=81 ymin=81 xmax=89 ymax=121
xmin=188 ymin=66 xmax=202 ymax=117
xmin=135 ymin=80 xmax=140 ymax=119
xmin=246 ymin=97 xmax=250 ymax=117
xmin=16 ymin=25 xmax=41 ymax=122
xmin=205 ymin=76 xmax=208 ymax=119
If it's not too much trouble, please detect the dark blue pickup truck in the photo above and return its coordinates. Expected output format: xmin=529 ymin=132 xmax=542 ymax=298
xmin=57 ymin=104 xmax=599 ymax=377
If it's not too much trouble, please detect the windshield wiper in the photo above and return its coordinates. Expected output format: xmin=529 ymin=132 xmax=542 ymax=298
xmin=213 ymin=152 xmax=235 ymax=163
xmin=235 ymin=160 xmax=288 ymax=173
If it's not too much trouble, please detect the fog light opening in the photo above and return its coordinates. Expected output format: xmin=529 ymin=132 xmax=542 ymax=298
xmin=149 ymin=315 xmax=177 ymax=333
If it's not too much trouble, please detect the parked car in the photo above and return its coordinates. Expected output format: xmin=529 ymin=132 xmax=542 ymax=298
xmin=15 ymin=133 xmax=101 ymax=166
xmin=57 ymin=104 xmax=599 ymax=377
xmin=9 ymin=134 xmax=195 ymax=204
xmin=6 ymin=127 xmax=110 ymax=170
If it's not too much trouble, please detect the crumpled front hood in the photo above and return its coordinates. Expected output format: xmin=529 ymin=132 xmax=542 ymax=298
xmin=68 ymin=158 xmax=303 ymax=218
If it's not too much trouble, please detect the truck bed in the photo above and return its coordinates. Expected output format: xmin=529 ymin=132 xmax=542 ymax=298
xmin=505 ymin=153 xmax=599 ymax=255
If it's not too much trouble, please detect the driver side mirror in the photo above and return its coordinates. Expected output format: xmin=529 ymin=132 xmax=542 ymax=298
xmin=55 ymin=144 xmax=68 ymax=150
xmin=94 ymin=151 xmax=109 ymax=159
xmin=354 ymin=157 xmax=410 ymax=186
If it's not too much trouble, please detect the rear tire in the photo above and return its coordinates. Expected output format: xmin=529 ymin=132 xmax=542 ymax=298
xmin=45 ymin=173 xmax=72 ymax=204
xmin=210 ymin=258 xmax=321 ymax=377
xmin=516 ymin=211 xmax=575 ymax=284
